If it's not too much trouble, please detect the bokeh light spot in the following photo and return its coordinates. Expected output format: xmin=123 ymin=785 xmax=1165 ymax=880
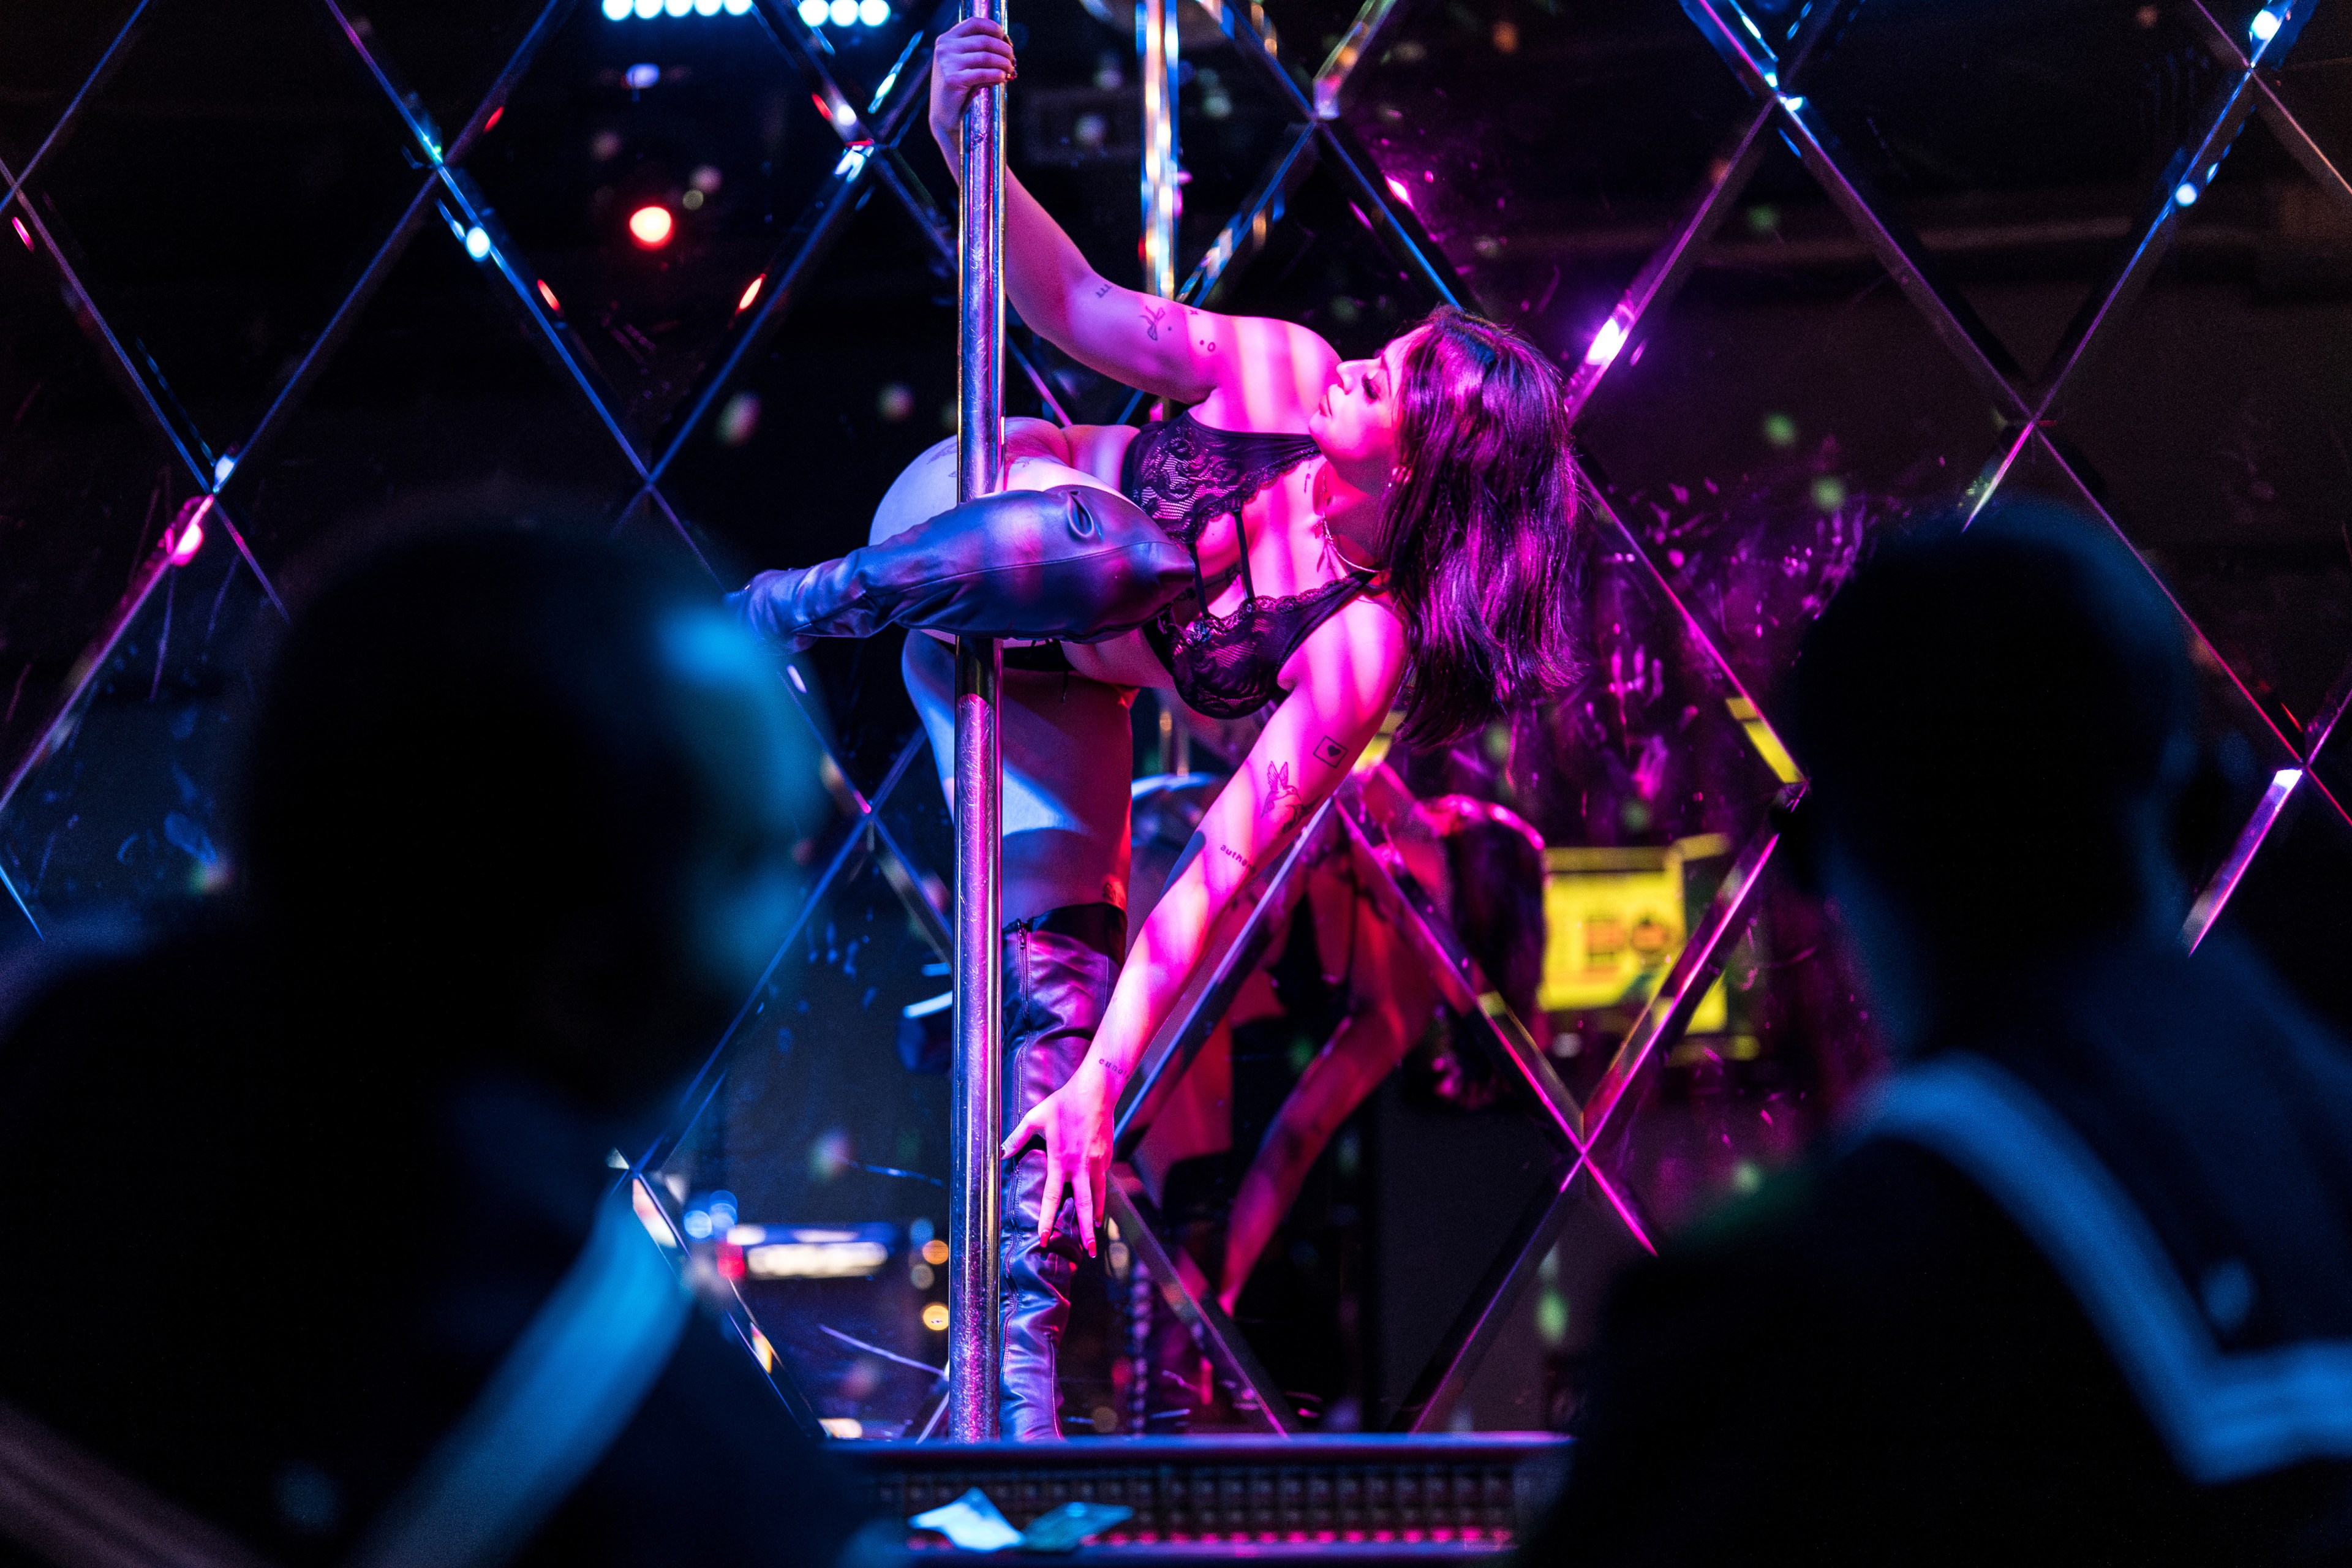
xmin=717 ymin=390 xmax=762 ymax=446
xmin=628 ymin=204 xmax=674 ymax=246
xmin=810 ymin=1128 xmax=853 ymax=1182
xmin=922 ymin=1302 xmax=950 ymax=1332
xmin=1536 ymin=1290 xmax=1569 ymax=1346
xmin=876 ymin=382 xmax=914 ymax=421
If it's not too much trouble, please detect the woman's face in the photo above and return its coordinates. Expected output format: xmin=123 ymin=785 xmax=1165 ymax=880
xmin=1309 ymin=329 xmax=1423 ymax=475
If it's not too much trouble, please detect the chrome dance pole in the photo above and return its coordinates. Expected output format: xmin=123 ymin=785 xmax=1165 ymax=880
xmin=1138 ymin=0 xmax=1179 ymax=301
xmin=946 ymin=0 xmax=1008 ymax=1446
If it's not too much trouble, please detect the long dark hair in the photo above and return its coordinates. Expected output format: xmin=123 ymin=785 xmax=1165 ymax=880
xmin=1376 ymin=305 xmax=1584 ymax=748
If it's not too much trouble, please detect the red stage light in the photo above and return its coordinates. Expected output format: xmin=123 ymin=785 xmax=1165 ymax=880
xmin=536 ymin=279 xmax=562 ymax=312
xmin=628 ymin=205 xmax=674 ymax=247
xmin=736 ymin=273 xmax=764 ymax=312
xmin=483 ymin=105 xmax=504 ymax=131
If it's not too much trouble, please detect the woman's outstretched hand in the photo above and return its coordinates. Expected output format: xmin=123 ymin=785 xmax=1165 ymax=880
xmin=1001 ymin=1058 xmax=1117 ymax=1256
xmin=929 ymin=17 xmax=1016 ymax=165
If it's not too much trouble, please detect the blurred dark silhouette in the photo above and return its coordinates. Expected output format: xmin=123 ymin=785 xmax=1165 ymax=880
xmin=0 ymin=524 xmax=869 ymax=1568
xmin=1525 ymin=500 xmax=2352 ymax=1565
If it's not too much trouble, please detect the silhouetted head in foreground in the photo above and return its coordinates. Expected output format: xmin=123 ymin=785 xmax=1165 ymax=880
xmin=242 ymin=524 xmax=816 ymax=1123
xmin=1786 ymin=499 xmax=2199 ymax=1051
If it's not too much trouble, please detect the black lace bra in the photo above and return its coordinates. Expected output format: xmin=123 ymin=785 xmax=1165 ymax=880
xmin=1120 ymin=410 xmax=1373 ymax=720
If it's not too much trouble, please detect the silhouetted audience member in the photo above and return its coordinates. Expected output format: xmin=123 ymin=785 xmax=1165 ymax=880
xmin=1525 ymin=501 xmax=2352 ymax=1565
xmin=0 ymin=526 xmax=872 ymax=1568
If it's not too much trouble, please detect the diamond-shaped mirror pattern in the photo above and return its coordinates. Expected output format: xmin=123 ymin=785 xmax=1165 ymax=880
xmin=2056 ymin=114 xmax=2352 ymax=752
xmin=0 ymin=219 xmax=202 ymax=786
xmin=2 ymin=0 xmax=2348 ymax=1449
xmin=0 ymin=1 xmax=141 ymax=174
xmin=645 ymin=811 xmax=955 ymax=1441
xmin=1574 ymin=137 xmax=2011 ymax=710
xmin=462 ymin=0 xmax=852 ymax=458
xmin=0 ymin=532 xmax=268 ymax=930
xmin=339 ymin=0 xmax=557 ymax=153
xmin=1798 ymin=0 xmax=2235 ymax=385
xmin=1336 ymin=0 xmax=1753 ymax=363
xmin=21 ymin=0 xmax=428 ymax=476
xmin=215 ymin=216 xmax=647 ymax=581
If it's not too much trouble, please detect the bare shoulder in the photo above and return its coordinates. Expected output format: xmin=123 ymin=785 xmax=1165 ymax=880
xmin=1285 ymin=587 xmax=1408 ymax=707
xmin=1333 ymin=587 xmax=1408 ymax=658
xmin=1191 ymin=314 xmax=1340 ymax=432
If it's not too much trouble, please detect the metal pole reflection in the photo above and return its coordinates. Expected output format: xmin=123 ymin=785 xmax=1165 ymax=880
xmin=946 ymin=0 xmax=1007 ymax=1445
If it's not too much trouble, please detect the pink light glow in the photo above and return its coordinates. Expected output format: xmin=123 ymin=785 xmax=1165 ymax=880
xmin=10 ymin=216 xmax=29 ymax=250
xmin=1583 ymin=315 xmax=1629 ymax=368
xmin=1382 ymin=175 xmax=1415 ymax=210
xmin=736 ymin=273 xmax=765 ymax=312
xmin=168 ymin=498 xmax=213 ymax=565
xmin=535 ymin=279 xmax=562 ymax=312
xmin=627 ymin=205 xmax=674 ymax=247
xmin=483 ymin=105 xmax=504 ymax=131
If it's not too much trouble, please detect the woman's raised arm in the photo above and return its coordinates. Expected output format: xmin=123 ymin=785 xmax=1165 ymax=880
xmin=930 ymin=19 xmax=1332 ymax=416
xmin=1001 ymin=597 xmax=1408 ymax=1248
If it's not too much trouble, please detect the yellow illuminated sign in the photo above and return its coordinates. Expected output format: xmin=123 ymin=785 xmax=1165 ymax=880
xmin=1538 ymin=837 xmax=1728 ymax=1031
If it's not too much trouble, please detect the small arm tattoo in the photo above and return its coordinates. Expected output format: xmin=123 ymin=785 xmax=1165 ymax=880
xmin=1141 ymin=304 xmax=1168 ymax=341
xmin=1094 ymin=282 xmax=1112 ymax=298
xmin=1264 ymin=760 xmax=1305 ymax=829
xmin=1313 ymin=734 xmax=1346 ymax=767
xmin=1218 ymin=844 xmax=1256 ymax=872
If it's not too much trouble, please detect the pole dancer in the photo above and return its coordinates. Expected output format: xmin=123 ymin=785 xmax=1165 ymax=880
xmin=734 ymin=19 xmax=1588 ymax=1439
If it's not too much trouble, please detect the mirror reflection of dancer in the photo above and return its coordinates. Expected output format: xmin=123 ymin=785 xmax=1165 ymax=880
xmin=734 ymin=18 xmax=1585 ymax=1439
